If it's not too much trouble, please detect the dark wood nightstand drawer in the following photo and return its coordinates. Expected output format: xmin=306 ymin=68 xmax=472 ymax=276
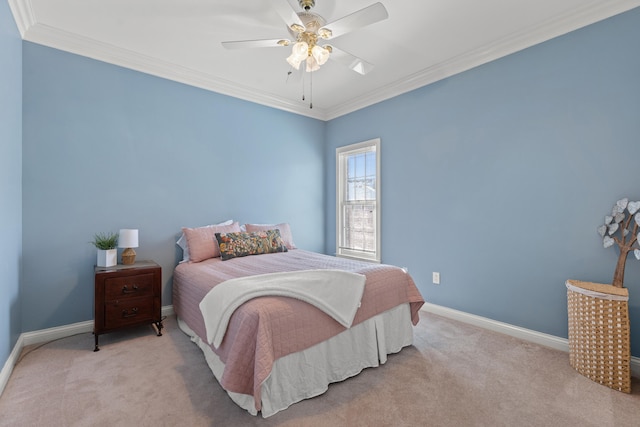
xmin=103 ymin=296 xmax=155 ymax=329
xmin=93 ymin=260 xmax=163 ymax=351
xmin=104 ymin=272 xmax=155 ymax=300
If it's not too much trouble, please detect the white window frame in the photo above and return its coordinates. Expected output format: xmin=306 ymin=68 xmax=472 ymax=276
xmin=335 ymin=138 xmax=381 ymax=263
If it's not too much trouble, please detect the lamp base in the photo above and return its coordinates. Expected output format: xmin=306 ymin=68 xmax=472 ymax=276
xmin=121 ymin=247 xmax=136 ymax=265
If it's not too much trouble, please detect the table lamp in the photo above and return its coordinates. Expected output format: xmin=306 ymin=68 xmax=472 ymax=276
xmin=118 ymin=229 xmax=139 ymax=265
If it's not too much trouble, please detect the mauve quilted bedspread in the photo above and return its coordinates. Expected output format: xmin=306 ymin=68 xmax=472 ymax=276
xmin=173 ymin=250 xmax=424 ymax=411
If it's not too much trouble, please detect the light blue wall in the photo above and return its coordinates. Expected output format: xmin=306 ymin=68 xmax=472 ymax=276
xmin=22 ymin=43 xmax=325 ymax=332
xmin=0 ymin=2 xmax=22 ymax=364
xmin=326 ymin=8 xmax=640 ymax=355
xmin=9 ymin=5 xmax=640 ymax=362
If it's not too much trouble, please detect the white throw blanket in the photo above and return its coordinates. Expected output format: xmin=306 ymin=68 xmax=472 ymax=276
xmin=199 ymin=269 xmax=366 ymax=348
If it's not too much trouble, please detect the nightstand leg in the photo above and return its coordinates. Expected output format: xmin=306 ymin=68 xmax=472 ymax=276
xmin=155 ymin=321 xmax=163 ymax=336
xmin=94 ymin=333 xmax=100 ymax=352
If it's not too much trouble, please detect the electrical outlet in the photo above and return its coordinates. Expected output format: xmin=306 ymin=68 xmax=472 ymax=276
xmin=432 ymin=272 xmax=440 ymax=285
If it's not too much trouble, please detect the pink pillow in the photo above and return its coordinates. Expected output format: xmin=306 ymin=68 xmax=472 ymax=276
xmin=244 ymin=223 xmax=297 ymax=249
xmin=177 ymin=219 xmax=232 ymax=262
xmin=181 ymin=222 xmax=241 ymax=262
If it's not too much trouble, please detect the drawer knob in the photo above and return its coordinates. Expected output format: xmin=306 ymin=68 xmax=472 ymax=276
xmin=122 ymin=285 xmax=139 ymax=294
xmin=122 ymin=307 xmax=139 ymax=318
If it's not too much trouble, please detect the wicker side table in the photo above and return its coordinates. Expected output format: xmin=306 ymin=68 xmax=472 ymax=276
xmin=565 ymin=280 xmax=631 ymax=393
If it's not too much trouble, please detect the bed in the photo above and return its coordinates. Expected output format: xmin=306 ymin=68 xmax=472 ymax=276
xmin=172 ymin=223 xmax=424 ymax=417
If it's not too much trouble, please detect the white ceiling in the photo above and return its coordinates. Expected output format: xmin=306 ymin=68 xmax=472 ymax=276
xmin=9 ymin=0 xmax=640 ymax=120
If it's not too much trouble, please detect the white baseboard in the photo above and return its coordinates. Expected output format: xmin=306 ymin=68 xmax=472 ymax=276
xmin=421 ymin=302 xmax=640 ymax=378
xmin=0 ymin=334 xmax=24 ymax=400
xmin=0 ymin=305 xmax=174 ymax=397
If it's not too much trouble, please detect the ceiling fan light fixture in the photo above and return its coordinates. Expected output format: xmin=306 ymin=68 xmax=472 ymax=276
xmin=221 ymin=1 xmax=390 ymax=109
xmin=287 ymin=41 xmax=309 ymax=69
xmin=290 ymin=23 xmax=305 ymax=33
xmin=286 ymin=54 xmax=303 ymax=70
xmin=306 ymin=55 xmax=320 ymax=72
xmin=311 ymin=45 xmax=330 ymax=66
xmin=292 ymin=41 xmax=309 ymax=58
xmin=317 ymin=27 xmax=332 ymax=39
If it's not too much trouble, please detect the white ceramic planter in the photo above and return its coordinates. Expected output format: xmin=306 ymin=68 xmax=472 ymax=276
xmin=96 ymin=249 xmax=117 ymax=267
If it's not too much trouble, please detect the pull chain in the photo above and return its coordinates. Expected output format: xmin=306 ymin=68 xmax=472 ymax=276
xmin=309 ymin=70 xmax=313 ymax=109
xmin=290 ymin=65 xmax=313 ymax=109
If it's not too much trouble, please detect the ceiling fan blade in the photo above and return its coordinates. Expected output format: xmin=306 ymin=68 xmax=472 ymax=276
xmin=328 ymin=46 xmax=374 ymax=75
xmin=319 ymin=2 xmax=388 ymax=40
xmin=222 ymin=38 xmax=290 ymax=49
xmin=269 ymin=0 xmax=306 ymax=33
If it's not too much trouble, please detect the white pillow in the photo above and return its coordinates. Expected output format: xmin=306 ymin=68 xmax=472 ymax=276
xmin=177 ymin=219 xmax=233 ymax=263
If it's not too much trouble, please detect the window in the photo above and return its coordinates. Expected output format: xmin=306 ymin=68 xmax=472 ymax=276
xmin=336 ymin=139 xmax=380 ymax=262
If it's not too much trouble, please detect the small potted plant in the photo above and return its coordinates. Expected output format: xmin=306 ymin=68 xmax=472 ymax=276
xmin=91 ymin=231 xmax=119 ymax=267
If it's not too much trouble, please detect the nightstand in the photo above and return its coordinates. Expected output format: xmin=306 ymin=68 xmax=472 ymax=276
xmin=93 ymin=260 xmax=163 ymax=351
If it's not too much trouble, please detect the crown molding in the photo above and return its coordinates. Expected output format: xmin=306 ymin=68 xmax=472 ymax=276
xmin=9 ymin=0 xmax=640 ymax=121
xmin=8 ymin=0 xmax=36 ymax=38
xmin=324 ymin=0 xmax=640 ymax=120
xmin=20 ymin=22 xmax=328 ymax=120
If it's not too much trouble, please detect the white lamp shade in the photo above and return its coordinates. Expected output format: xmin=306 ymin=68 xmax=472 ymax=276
xmin=287 ymin=41 xmax=308 ymax=69
xmin=311 ymin=45 xmax=330 ymax=65
xmin=118 ymin=229 xmax=139 ymax=248
xmin=306 ymin=55 xmax=320 ymax=72
xmin=291 ymin=41 xmax=308 ymax=60
xmin=286 ymin=53 xmax=303 ymax=70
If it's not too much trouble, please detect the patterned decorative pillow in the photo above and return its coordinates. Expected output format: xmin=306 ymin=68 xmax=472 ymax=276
xmin=215 ymin=229 xmax=288 ymax=261
xmin=244 ymin=223 xmax=297 ymax=249
xmin=181 ymin=221 xmax=241 ymax=262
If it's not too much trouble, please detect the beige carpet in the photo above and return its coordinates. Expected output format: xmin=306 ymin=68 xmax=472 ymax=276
xmin=1 ymin=311 xmax=638 ymax=427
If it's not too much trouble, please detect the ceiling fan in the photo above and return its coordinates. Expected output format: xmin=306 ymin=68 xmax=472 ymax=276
xmin=222 ymin=0 xmax=389 ymax=76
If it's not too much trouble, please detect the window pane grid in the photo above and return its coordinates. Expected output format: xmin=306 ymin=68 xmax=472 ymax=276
xmin=340 ymin=203 xmax=376 ymax=252
xmin=337 ymin=139 xmax=379 ymax=262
